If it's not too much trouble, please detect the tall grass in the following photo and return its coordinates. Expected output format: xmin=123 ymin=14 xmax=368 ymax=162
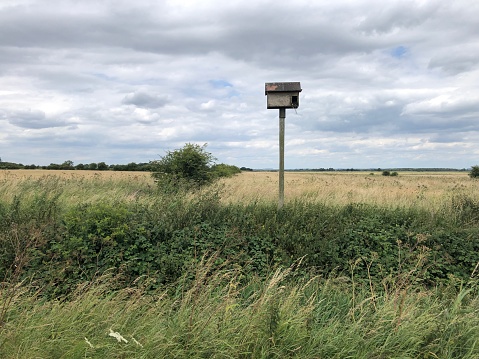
xmin=1 ymin=259 xmax=478 ymax=358
xmin=0 ymin=170 xmax=156 ymax=206
xmin=2 ymin=169 xmax=477 ymax=211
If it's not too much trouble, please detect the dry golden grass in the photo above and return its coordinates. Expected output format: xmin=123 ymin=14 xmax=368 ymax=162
xmin=1 ymin=169 xmax=477 ymax=211
xmin=0 ymin=169 xmax=154 ymax=182
xmin=0 ymin=169 xmax=155 ymax=204
xmin=220 ymin=171 xmax=478 ymax=210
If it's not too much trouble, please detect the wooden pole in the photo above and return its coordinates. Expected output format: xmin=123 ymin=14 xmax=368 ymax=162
xmin=279 ymin=108 xmax=285 ymax=209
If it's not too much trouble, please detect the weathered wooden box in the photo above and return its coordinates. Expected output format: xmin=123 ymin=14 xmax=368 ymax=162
xmin=265 ymin=82 xmax=302 ymax=109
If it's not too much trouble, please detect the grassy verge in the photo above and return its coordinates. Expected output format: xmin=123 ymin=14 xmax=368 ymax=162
xmin=1 ymin=259 xmax=478 ymax=358
xmin=0 ymin=172 xmax=478 ymax=357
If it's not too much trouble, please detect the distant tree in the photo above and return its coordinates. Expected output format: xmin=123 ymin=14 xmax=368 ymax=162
xmin=151 ymin=143 xmax=216 ymax=189
xmin=391 ymin=171 xmax=398 ymax=176
xmin=126 ymin=162 xmax=139 ymax=171
xmin=61 ymin=160 xmax=74 ymax=170
xmin=97 ymin=162 xmax=108 ymax=171
xmin=75 ymin=163 xmax=85 ymax=170
xmin=382 ymin=170 xmax=391 ymax=176
xmin=88 ymin=163 xmax=98 ymax=170
xmin=111 ymin=164 xmax=126 ymax=171
xmin=0 ymin=161 xmax=24 ymax=169
xmin=137 ymin=162 xmax=155 ymax=171
xmin=211 ymin=163 xmax=241 ymax=178
xmin=469 ymin=165 xmax=479 ymax=178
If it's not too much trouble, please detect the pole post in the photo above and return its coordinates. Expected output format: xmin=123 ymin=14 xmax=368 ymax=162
xmin=279 ymin=108 xmax=285 ymax=209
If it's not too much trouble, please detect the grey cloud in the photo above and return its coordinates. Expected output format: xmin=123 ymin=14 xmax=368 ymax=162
xmin=309 ymin=106 xmax=403 ymax=134
xmin=356 ymin=1 xmax=441 ymax=34
xmin=0 ymin=3 xmax=136 ymax=48
xmin=0 ymin=47 xmax=43 ymax=74
xmin=428 ymin=133 xmax=465 ymax=143
xmin=122 ymin=91 xmax=169 ymax=109
xmin=3 ymin=109 xmax=68 ymax=129
xmin=0 ymin=1 xmax=383 ymax=66
xmin=397 ymin=117 xmax=479 ymax=135
xmin=428 ymin=53 xmax=479 ymax=75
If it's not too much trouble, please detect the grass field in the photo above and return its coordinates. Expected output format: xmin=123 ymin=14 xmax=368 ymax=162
xmin=0 ymin=169 xmax=478 ymax=358
xmin=1 ymin=169 xmax=476 ymax=207
xmin=221 ymin=170 xmax=477 ymax=208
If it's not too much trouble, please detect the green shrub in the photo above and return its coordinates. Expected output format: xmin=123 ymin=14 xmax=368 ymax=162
xmin=211 ymin=163 xmax=241 ymax=178
xmin=469 ymin=165 xmax=479 ymax=178
xmin=2 ymin=179 xmax=479 ymax=298
xmin=151 ymin=143 xmax=216 ymax=190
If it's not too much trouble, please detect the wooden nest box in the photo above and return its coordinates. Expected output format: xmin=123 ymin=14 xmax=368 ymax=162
xmin=265 ymin=82 xmax=302 ymax=109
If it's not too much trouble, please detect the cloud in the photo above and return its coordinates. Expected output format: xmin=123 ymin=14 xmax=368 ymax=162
xmin=428 ymin=51 xmax=479 ymax=75
xmin=0 ymin=0 xmax=478 ymax=169
xmin=356 ymin=0 xmax=441 ymax=34
xmin=2 ymin=109 xmax=72 ymax=129
xmin=122 ymin=91 xmax=169 ymax=109
xmin=402 ymin=93 xmax=479 ymax=118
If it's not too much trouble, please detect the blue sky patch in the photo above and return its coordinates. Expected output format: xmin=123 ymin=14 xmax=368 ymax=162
xmin=391 ymin=46 xmax=407 ymax=58
xmin=209 ymin=79 xmax=233 ymax=88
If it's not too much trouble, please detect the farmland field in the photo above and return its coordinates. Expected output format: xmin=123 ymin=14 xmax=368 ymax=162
xmin=1 ymin=169 xmax=477 ymax=207
xmin=222 ymin=170 xmax=477 ymax=208
xmin=0 ymin=169 xmax=478 ymax=358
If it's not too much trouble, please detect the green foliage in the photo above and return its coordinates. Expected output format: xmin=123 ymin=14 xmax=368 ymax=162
xmin=2 ymin=176 xmax=479 ymax=357
xmin=151 ymin=143 xmax=217 ymax=190
xmin=382 ymin=170 xmax=390 ymax=176
xmin=150 ymin=144 xmax=241 ymax=191
xmin=469 ymin=165 xmax=479 ymax=178
xmin=110 ymin=162 xmax=153 ymax=171
xmin=1 ymin=192 xmax=477 ymax=298
xmin=97 ymin=161 xmax=108 ymax=170
xmin=0 ymin=161 xmax=24 ymax=169
xmin=61 ymin=160 xmax=74 ymax=170
xmin=1 ymin=176 xmax=479 ymax=299
xmin=211 ymin=163 xmax=241 ymax=178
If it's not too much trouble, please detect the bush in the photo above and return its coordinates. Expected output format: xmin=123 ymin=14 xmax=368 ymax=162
xmin=211 ymin=163 xmax=241 ymax=178
xmin=469 ymin=165 xmax=479 ymax=178
xmin=151 ymin=143 xmax=216 ymax=190
xmin=151 ymin=144 xmax=241 ymax=191
xmin=382 ymin=170 xmax=390 ymax=176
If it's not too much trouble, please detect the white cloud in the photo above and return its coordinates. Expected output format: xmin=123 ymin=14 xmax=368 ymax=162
xmin=0 ymin=0 xmax=478 ymax=168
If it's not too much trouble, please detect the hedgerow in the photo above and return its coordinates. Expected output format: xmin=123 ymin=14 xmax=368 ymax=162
xmin=1 ymin=184 xmax=478 ymax=298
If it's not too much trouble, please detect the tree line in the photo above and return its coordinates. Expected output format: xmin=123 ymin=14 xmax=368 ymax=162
xmin=0 ymin=160 xmax=155 ymax=171
xmin=0 ymin=144 xmax=244 ymax=181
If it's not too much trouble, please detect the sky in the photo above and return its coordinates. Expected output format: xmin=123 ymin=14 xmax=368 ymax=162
xmin=1 ymin=0 xmax=479 ymax=169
